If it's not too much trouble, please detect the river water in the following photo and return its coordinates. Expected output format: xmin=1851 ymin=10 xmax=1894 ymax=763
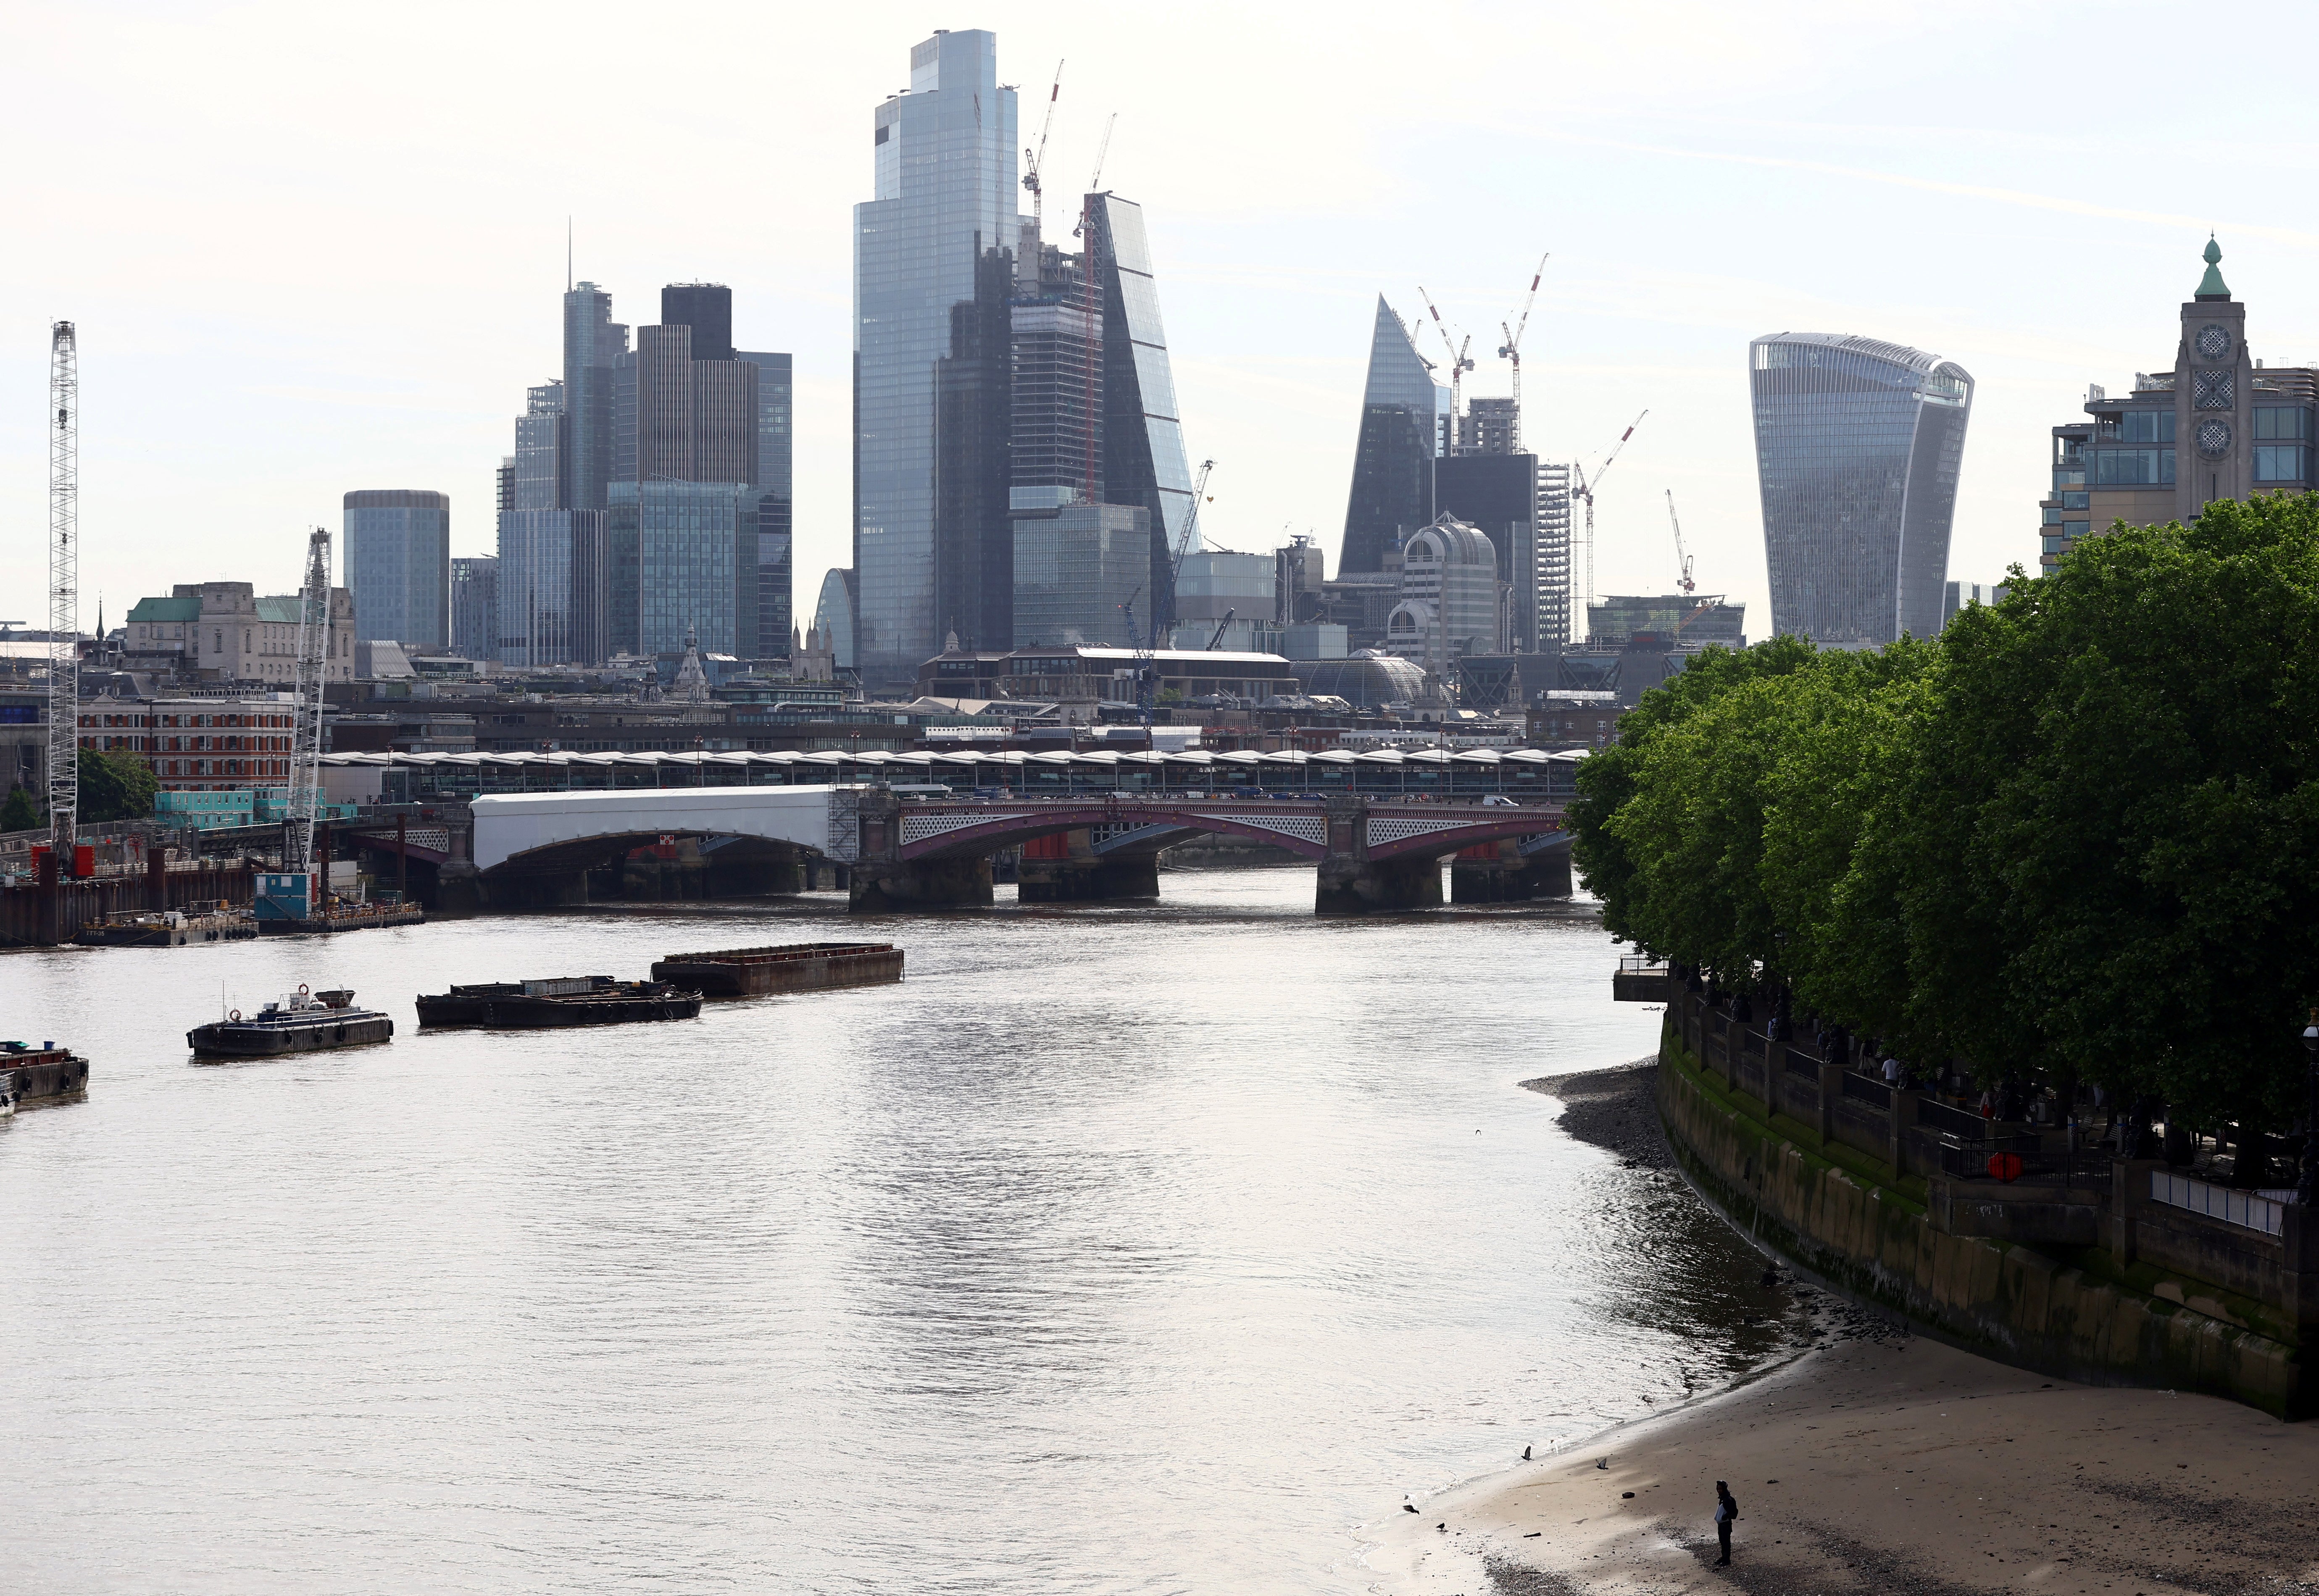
xmin=0 ymin=868 xmax=1791 ymax=1594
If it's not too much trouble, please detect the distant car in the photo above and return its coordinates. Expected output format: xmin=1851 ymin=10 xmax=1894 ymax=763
xmin=1479 ymin=794 xmax=1521 ymax=807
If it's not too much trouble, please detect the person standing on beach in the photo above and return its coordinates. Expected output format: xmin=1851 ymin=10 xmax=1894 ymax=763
xmin=1712 ymin=1481 xmax=1738 ymax=1566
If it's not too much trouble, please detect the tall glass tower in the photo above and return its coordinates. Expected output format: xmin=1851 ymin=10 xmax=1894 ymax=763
xmin=854 ymin=29 xmax=1018 ymax=691
xmin=342 ymin=489 xmax=450 ymax=650
xmin=1750 ymin=333 xmax=1973 ymax=646
xmin=1341 ymin=297 xmax=1447 ymax=576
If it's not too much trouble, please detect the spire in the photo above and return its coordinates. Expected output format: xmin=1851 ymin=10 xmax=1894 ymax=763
xmin=2195 ymin=234 xmax=2231 ymax=301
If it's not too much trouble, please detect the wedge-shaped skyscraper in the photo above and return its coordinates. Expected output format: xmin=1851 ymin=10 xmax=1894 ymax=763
xmin=1341 ymin=297 xmax=1448 ymax=576
xmin=1749 ymin=333 xmax=1973 ymax=646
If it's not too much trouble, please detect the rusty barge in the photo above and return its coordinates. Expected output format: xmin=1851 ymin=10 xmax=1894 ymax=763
xmin=648 ymin=941 xmax=904 ymax=999
xmin=416 ymin=976 xmax=702 ymax=1029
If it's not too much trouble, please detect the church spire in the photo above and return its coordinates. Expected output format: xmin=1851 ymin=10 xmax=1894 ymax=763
xmin=2195 ymin=234 xmax=2231 ymax=301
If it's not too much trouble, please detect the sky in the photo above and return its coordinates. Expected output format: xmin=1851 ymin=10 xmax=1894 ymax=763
xmin=7 ymin=1 xmax=2319 ymax=642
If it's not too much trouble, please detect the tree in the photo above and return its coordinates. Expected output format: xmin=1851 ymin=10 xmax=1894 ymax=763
xmin=78 ymin=748 xmax=158 ymax=824
xmin=0 ymin=784 xmax=37 ymax=833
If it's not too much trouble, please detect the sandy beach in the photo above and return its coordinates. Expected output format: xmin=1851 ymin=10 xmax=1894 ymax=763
xmin=1363 ymin=1065 xmax=2319 ymax=1595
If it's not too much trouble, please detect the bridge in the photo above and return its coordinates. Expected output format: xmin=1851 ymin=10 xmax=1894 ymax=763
xmin=447 ymin=786 xmax=1569 ymax=914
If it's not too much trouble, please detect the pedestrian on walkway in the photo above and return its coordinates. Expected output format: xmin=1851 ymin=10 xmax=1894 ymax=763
xmin=1713 ymin=1481 xmax=1738 ymax=1566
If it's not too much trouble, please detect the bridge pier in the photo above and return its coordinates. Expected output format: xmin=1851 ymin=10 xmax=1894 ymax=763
xmin=848 ymin=856 xmax=994 ymax=912
xmin=1315 ymin=853 xmax=1444 ymax=914
xmin=1019 ymin=854 xmax=1161 ymax=903
xmin=1449 ymin=839 xmax=1573 ymax=903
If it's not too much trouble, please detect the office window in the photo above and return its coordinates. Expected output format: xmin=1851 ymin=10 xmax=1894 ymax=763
xmin=2255 ymin=444 xmax=2309 ymax=482
xmin=2254 ymin=406 xmax=2312 ymax=441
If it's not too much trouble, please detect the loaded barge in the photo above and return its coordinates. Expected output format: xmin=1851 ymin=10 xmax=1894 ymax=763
xmin=417 ymin=976 xmax=702 ymax=1029
xmin=649 ymin=941 xmax=904 ymax=998
xmin=0 ymin=1040 xmax=91 ymax=1107
xmin=188 ymin=987 xmax=394 ymax=1057
xmin=76 ymin=901 xmax=258 ymax=947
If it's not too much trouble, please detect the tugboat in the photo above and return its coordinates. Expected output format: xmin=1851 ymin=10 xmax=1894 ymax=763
xmin=416 ymin=975 xmax=702 ymax=1029
xmin=187 ymin=985 xmax=395 ymax=1058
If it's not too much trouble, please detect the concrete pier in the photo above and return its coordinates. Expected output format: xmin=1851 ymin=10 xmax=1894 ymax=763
xmin=1315 ymin=854 xmax=1443 ymax=914
xmin=1449 ymin=839 xmax=1573 ymax=903
xmin=848 ymin=856 xmax=995 ymax=912
xmin=1017 ymin=853 xmax=1161 ymax=903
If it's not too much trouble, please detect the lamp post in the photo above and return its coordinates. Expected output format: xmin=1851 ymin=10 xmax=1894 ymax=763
xmin=2301 ymin=1008 xmax=2319 ymax=1206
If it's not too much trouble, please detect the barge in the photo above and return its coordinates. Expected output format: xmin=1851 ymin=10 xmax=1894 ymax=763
xmin=648 ymin=941 xmax=904 ymax=999
xmin=188 ymin=986 xmax=394 ymax=1057
xmin=416 ymin=976 xmax=702 ymax=1030
xmin=0 ymin=1040 xmax=91 ymax=1104
xmin=76 ymin=901 xmax=258 ymax=948
xmin=255 ymin=900 xmax=426 ymax=936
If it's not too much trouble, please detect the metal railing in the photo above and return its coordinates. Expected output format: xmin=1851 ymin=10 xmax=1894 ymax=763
xmin=2151 ymin=1171 xmax=2285 ymax=1238
xmin=1840 ymin=1073 xmax=1892 ymax=1110
xmin=1782 ymin=1049 xmax=1820 ymax=1081
xmin=1915 ymin=1097 xmax=1988 ymax=1140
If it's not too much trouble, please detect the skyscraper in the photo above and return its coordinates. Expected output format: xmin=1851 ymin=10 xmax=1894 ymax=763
xmin=1341 ymin=297 xmax=1447 ymax=576
xmin=1750 ymin=333 xmax=1974 ymax=646
xmin=562 ymin=282 xmax=628 ymax=512
xmin=450 ymin=555 xmax=497 ymax=660
xmin=854 ymin=29 xmax=1018 ymax=690
xmin=1083 ymin=193 xmax=1197 ymax=621
xmin=498 ymin=380 xmax=587 ymax=667
xmin=815 ymin=568 xmax=857 ymax=671
xmin=736 ymin=350 xmax=794 ymax=658
xmin=342 ymin=489 xmax=450 ymax=649
xmin=623 ymin=480 xmax=758 ymax=660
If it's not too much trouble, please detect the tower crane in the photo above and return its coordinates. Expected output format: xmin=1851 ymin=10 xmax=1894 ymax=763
xmin=1020 ymin=60 xmax=1063 ymax=230
xmin=1157 ymin=458 xmax=1215 ymax=637
xmin=1497 ymin=252 xmax=1547 ymax=453
xmin=1569 ymin=410 xmax=1647 ymax=612
xmin=1665 ymin=489 xmax=1696 ymax=594
xmin=46 ymin=322 xmax=78 ymax=870
xmin=1416 ymin=285 xmax=1474 ymax=448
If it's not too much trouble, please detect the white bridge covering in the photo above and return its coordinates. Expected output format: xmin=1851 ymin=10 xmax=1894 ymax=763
xmin=469 ymin=786 xmax=852 ymax=874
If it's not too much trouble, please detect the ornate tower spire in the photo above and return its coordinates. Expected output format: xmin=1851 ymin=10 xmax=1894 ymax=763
xmin=2195 ymin=234 xmax=2231 ymax=301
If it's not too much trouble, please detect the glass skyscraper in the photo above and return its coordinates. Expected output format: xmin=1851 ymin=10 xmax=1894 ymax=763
xmin=737 ymin=350 xmax=793 ymax=657
xmin=625 ymin=480 xmax=758 ymax=660
xmin=342 ymin=489 xmax=450 ymax=649
xmin=450 ymin=555 xmax=497 ymax=660
xmin=1084 ymin=194 xmax=1196 ymax=621
xmin=1341 ymin=297 xmax=1447 ymax=576
xmin=854 ymin=29 xmax=1018 ymax=691
xmin=1750 ymin=333 xmax=1974 ymax=646
xmin=1013 ymin=503 xmax=1152 ymax=648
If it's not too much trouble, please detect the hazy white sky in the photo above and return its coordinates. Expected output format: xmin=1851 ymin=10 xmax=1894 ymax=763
xmin=7 ymin=1 xmax=2319 ymax=640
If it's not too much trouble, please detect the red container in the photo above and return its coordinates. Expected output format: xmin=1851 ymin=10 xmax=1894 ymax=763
xmin=73 ymin=845 xmax=93 ymax=876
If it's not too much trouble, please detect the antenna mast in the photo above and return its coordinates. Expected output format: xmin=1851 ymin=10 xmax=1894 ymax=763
xmin=287 ymin=527 xmax=332 ymax=874
xmin=47 ymin=322 xmax=78 ymax=868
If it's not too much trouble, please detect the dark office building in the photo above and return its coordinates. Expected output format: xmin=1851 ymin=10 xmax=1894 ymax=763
xmin=937 ymin=243 xmax=1017 ymax=652
xmin=737 ymin=351 xmax=793 ymax=658
xmin=1083 ymin=194 xmax=1194 ymax=628
xmin=1341 ymin=297 xmax=1444 ymax=576
xmin=1436 ymin=453 xmax=1540 ymax=652
xmin=450 ymin=555 xmax=498 ymax=661
xmin=661 ymin=282 xmax=734 ymax=362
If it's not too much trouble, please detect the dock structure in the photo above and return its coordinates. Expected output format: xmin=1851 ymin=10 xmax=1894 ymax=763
xmin=650 ymin=942 xmax=903 ymax=998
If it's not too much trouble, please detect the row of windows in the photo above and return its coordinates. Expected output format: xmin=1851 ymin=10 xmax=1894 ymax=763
xmin=2254 ymin=407 xmax=2314 ymax=441
xmin=2254 ymin=445 xmax=2310 ymax=482
xmin=81 ymin=711 xmax=291 ymax=729
xmin=2097 ymin=411 xmax=2175 ymax=443
xmin=2090 ymin=448 xmax=2176 ymax=485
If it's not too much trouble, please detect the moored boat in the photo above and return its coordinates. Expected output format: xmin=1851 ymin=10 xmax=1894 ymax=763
xmin=76 ymin=901 xmax=258 ymax=948
xmin=648 ymin=941 xmax=904 ymax=998
xmin=416 ymin=975 xmax=702 ymax=1030
xmin=0 ymin=1039 xmax=87 ymax=1104
xmin=187 ymin=986 xmax=395 ymax=1057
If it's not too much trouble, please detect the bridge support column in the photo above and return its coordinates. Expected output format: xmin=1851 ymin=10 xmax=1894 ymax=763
xmin=1019 ymin=853 xmax=1161 ymax=903
xmin=848 ymin=856 xmax=994 ymax=912
xmin=1316 ymin=854 xmax=1443 ymax=914
xmin=1450 ymin=839 xmax=1573 ymax=903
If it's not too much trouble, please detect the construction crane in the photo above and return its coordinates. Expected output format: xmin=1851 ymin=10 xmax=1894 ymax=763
xmin=1497 ymin=252 xmax=1548 ymax=452
xmin=285 ymin=527 xmax=332 ymax=877
xmin=1416 ymin=285 xmax=1474 ymax=447
xmin=1569 ymin=410 xmax=1647 ymax=610
xmin=1155 ymin=458 xmax=1216 ymax=636
xmin=46 ymin=322 xmax=78 ymax=870
xmin=1020 ymin=60 xmax=1063 ymax=230
xmin=1204 ymin=608 xmax=1236 ymax=651
xmin=1117 ymin=585 xmax=1158 ymax=744
xmin=1665 ymin=489 xmax=1697 ymax=594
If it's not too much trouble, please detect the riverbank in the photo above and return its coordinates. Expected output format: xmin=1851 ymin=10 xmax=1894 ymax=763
xmin=1363 ymin=1060 xmax=2318 ymax=1593
xmin=1369 ymin=1333 xmax=2317 ymax=1594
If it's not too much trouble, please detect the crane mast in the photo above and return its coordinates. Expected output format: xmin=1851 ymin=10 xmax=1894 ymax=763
xmin=1416 ymin=285 xmax=1474 ymax=450
xmin=286 ymin=527 xmax=332 ymax=875
xmin=1665 ymin=489 xmax=1696 ymax=593
xmin=1496 ymin=252 xmax=1547 ymax=452
xmin=46 ymin=322 xmax=78 ymax=868
xmin=1020 ymin=61 xmax=1063 ymax=229
xmin=1157 ymin=457 xmax=1216 ymax=636
xmin=1571 ymin=410 xmax=1647 ymax=613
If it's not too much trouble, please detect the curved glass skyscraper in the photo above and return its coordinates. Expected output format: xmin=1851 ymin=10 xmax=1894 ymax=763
xmin=1749 ymin=333 xmax=1973 ymax=646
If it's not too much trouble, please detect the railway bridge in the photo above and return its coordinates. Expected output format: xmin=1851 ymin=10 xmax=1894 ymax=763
xmin=454 ymin=786 xmax=1569 ymax=914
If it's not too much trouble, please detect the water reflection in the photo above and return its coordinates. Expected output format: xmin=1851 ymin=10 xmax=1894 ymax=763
xmin=0 ymin=870 xmax=1785 ymax=1593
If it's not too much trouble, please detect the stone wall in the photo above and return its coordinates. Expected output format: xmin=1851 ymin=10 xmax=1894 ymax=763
xmin=1655 ymin=1010 xmax=2310 ymax=1417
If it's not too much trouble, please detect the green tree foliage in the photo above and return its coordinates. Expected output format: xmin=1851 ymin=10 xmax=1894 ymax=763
xmin=78 ymin=748 xmax=158 ymax=824
xmin=0 ymin=784 xmax=38 ymax=832
xmin=1572 ymin=491 xmax=2319 ymax=1130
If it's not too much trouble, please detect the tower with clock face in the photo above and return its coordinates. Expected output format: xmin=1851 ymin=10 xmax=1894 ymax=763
xmin=2177 ymin=236 xmax=2251 ymax=518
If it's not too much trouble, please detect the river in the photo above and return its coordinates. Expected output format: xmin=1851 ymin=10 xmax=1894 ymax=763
xmin=0 ymin=867 xmax=1791 ymax=1593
